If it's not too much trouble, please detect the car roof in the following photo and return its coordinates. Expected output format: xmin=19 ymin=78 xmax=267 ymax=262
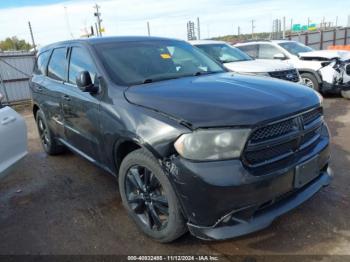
xmin=189 ymin=40 xmax=227 ymax=45
xmin=38 ymin=36 xmax=183 ymax=54
xmin=235 ymin=40 xmax=295 ymax=46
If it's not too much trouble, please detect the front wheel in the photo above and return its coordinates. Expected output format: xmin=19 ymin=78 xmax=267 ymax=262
xmin=118 ymin=149 xmax=186 ymax=242
xmin=300 ymin=73 xmax=320 ymax=92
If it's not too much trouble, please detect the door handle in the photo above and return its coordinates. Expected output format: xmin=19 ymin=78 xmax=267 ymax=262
xmin=1 ymin=116 xmax=16 ymax=125
xmin=62 ymin=95 xmax=71 ymax=101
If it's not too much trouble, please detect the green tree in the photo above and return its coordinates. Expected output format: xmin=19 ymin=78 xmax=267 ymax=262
xmin=0 ymin=36 xmax=32 ymax=51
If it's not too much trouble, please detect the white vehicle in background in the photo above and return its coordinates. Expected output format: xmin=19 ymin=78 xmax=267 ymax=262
xmin=0 ymin=92 xmax=27 ymax=179
xmin=235 ymin=40 xmax=350 ymax=98
xmin=190 ymin=40 xmax=302 ymax=84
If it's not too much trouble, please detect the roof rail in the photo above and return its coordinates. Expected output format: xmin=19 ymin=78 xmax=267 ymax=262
xmin=236 ymin=39 xmax=272 ymax=44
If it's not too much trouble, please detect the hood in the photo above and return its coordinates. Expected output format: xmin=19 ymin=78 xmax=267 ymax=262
xmin=299 ymin=50 xmax=350 ymax=60
xmin=125 ymin=73 xmax=321 ymax=129
xmin=223 ymin=59 xmax=293 ymax=73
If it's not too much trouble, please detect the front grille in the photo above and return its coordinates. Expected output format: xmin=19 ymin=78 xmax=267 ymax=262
xmin=243 ymin=107 xmax=323 ymax=168
xmin=244 ymin=140 xmax=296 ymax=164
xmin=268 ymin=69 xmax=300 ymax=82
xmin=302 ymin=107 xmax=322 ymax=126
xmin=249 ymin=118 xmax=295 ymax=143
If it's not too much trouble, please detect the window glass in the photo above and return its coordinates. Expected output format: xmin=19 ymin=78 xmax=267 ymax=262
xmin=34 ymin=50 xmax=51 ymax=75
xmin=196 ymin=44 xmax=252 ymax=63
xmin=68 ymin=47 xmax=97 ymax=85
xmin=237 ymin=45 xmax=258 ymax=58
xmin=278 ymin=42 xmax=313 ymax=56
xmin=94 ymin=40 xmax=225 ymax=86
xmin=258 ymin=44 xmax=281 ymax=59
xmin=47 ymin=48 xmax=67 ymax=81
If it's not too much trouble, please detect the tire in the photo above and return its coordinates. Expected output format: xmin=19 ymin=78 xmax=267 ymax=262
xmin=118 ymin=148 xmax=186 ymax=243
xmin=300 ymin=73 xmax=320 ymax=92
xmin=35 ymin=109 xmax=65 ymax=155
xmin=341 ymin=90 xmax=350 ymax=99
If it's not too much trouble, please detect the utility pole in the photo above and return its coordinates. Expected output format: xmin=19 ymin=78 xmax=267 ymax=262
xmin=307 ymin=17 xmax=310 ymax=27
xmin=64 ymin=6 xmax=74 ymax=39
xmin=251 ymin=20 xmax=255 ymax=39
xmin=28 ymin=21 xmax=36 ymax=52
xmin=147 ymin=21 xmax=151 ymax=36
xmin=197 ymin=17 xmax=201 ymax=40
xmin=282 ymin=16 xmax=286 ymax=39
xmin=95 ymin=23 xmax=99 ymax=36
xmin=93 ymin=4 xmax=103 ymax=36
xmin=335 ymin=16 xmax=338 ymax=27
xmin=238 ymin=26 xmax=240 ymax=36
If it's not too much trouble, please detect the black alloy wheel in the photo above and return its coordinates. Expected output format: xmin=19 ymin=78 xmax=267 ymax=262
xmin=125 ymin=165 xmax=169 ymax=230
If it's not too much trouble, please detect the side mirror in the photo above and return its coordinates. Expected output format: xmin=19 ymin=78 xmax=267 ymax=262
xmin=273 ymin=53 xmax=286 ymax=60
xmin=76 ymin=71 xmax=99 ymax=93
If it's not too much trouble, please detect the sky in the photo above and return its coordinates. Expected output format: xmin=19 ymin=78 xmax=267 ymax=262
xmin=0 ymin=0 xmax=349 ymax=47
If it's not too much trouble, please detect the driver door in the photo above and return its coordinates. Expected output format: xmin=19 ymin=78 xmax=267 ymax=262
xmin=62 ymin=46 xmax=102 ymax=162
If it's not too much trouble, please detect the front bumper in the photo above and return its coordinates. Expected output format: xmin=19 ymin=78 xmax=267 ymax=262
xmin=167 ymin=128 xmax=331 ymax=240
xmin=321 ymin=81 xmax=350 ymax=93
xmin=187 ymin=167 xmax=332 ymax=240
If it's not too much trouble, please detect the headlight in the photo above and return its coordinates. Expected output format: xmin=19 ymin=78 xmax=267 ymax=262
xmin=174 ymin=129 xmax=251 ymax=161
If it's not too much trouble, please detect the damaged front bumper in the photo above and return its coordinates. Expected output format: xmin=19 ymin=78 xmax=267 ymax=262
xmin=187 ymin=167 xmax=332 ymax=240
xmin=166 ymin=130 xmax=331 ymax=240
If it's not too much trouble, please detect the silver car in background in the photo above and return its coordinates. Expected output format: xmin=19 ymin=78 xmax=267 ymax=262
xmin=0 ymin=93 xmax=27 ymax=179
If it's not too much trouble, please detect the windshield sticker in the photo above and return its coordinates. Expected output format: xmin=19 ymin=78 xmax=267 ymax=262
xmin=160 ymin=53 xmax=172 ymax=59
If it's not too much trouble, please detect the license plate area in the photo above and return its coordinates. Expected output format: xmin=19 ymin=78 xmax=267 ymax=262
xmin=294 ymin=155 xmax=320 ymax=188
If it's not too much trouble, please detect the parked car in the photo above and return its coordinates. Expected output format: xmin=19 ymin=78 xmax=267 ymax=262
xmin=235 ymin=40 xmax=350 ymax=97
xmin=30 ymin=36 xmax=332 ymax=242
xmin=0 ymin=92 xmax=27 ymax=179
xmin=190 ymin=40 xmax=301 ymax=83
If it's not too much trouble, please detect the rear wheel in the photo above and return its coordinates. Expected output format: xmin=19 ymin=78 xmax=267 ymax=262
xmin=300 ymin=73 xmax=320 ymax=92
xmin=36 ymin=109 xmax=64 ymax=155
xmin=118 ymin=148 xmax=186 ymax=242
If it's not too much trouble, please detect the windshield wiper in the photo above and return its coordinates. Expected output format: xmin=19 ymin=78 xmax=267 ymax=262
xmin=193 ymin=71 xmax=220 ymax=76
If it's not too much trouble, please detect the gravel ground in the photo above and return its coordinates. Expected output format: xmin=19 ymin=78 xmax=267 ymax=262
xmin=0 ymin=97 xmax=349 ymax=259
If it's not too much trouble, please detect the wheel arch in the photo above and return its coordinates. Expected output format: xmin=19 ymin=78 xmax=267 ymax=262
xmin=113 ymin=136 xmax=163 ymax=175
xmin=298 ymin=68 xmax=322 ymax=84
xmin=32 ymin=103 xmax=40 ymax=119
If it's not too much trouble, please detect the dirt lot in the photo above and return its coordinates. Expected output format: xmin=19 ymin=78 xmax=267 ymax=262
xmin=0 ymin=97 xmax=350 ymax=258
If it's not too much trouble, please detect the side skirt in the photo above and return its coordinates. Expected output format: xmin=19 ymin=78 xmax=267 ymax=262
xmin=57 ymin=138 xmax=116 ymax=177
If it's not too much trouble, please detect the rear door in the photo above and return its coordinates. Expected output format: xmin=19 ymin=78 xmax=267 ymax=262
xmin=62 ymin=45 xmax=101 ymax=161
xmin=42 ymin=47 xmax=69 ymax=139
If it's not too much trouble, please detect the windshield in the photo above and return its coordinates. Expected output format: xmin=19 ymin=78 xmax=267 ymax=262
xmin=195 ymin=44 xmax=253 ymax=63
xmin=94 ymin=40 xmax=225 ymax=86
xmin=278 ymin=42 xmax=314 ymax=56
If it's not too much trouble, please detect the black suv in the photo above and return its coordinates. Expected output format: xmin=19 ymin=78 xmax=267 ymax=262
xmin=30 ymin=36 xmax=332 ymax=242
